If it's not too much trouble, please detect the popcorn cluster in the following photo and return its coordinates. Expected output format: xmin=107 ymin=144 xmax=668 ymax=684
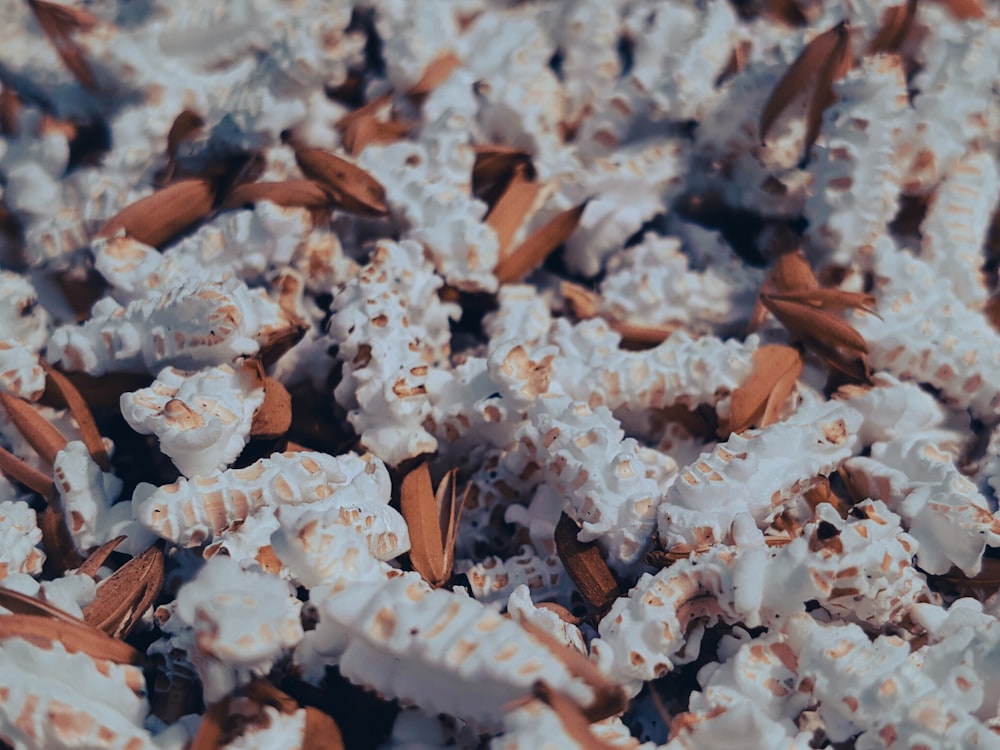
xmin=1 ymin=0 xmax=999 ymax=748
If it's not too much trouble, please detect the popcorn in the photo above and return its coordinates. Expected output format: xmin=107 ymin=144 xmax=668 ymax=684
xmin=120 ymin=363 xmax=265 ymax=478
xmin=53 ymin=440 xmax=130 ymax=553
xmin=457 ymin=545 xmax=575 ymax=608
xmin=0 ymin=500 xmax=44 ymax=580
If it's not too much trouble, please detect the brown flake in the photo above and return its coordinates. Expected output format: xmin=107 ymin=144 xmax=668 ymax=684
xmin=0 ymin=445 xmax=57 ymax=501
xmin=96 ymin=178 xmax=216 ymax=248
xmin=554 ymin=513 xmax=619 ymax=611
xmin=724 ymin=344 xmax=802 ymax=435
xmin=159 ymin=109 xmax=205 ymax=184
xmin=220 ymin=181 xmax=334 ymax=213
xmin=82 ymin=543 xmax=164 ymax=638
xmin=76 ymin=535 xmax=126 ymax=578
xmin=41 ymin=361 xmax=110 ymax=471
xmin=302 ymin=706 xmax=346 ymax=750
xmin=0 ymin=391 xmax=69 ymax=468
xmin=408 ymin=51 xmax=462 ymax=97
xmin=868 ymin=0 xmax=918 ymax=54
xmin=399 ymin=464 xmax=465 ymax=587
xmin=0 ymin=85 xmax=20 ymax=137
xmin=495 ymin=202 xmax=587 ymax=284
xmin=932 ymin=0 xmax=985 ymax=19
xmin=27 ymin=0 xmax=100 ymax=91
xmin=0 ymin=613 xmax=140 ymax=664
xmin=486 ymin=165 xmax=542 ymax=257
xmin=294 ymin=148 xmax=389 ymax=217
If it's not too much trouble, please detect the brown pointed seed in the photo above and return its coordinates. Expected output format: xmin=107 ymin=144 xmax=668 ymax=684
xmin=400 ymin=462 xmax=446 ymax=585
xmin=41 ymin=361 xmax=110 ymax=471
xmin=611 ymin=320 xmax=681 ymax=350
xmin=868 ymin=0 xmax=918 ymax=54
xmin=189 ymin=696 xmax=230 ymax=750
xmin=408 ymin=51 xmax=462 ymax=97
xmin=434 ymin=468 xmax=466 ymax=588
xmin=1 ymin=85 xmax=20 ymax=137
xmin=97 ymin=178 xmax=216 ymax=248
xmin=83 ymin=542 xmax=165 ymax=639
xmin=496 ymin=202 xmax=587 ymax=284
xmin=533 ymin=683 xmax=621 ymax=747
xmin=27 ymin=0 xmax=99 ymax=91
xmin=767 ymin=0 xmax=809 ymax=25
xmin=0 ymin=391 xmax=69 ymax=467
xmin=765 ymin=288 xmax=878 ymax=316
xmin=473 ymin=144 xmax=533 ymax=195
xmin=336 ymin=94 xmax=412 ymax=155
xmin=761 ymin=295 xmax=870 ymax=354
xmin=0 ymin=588 xmax=81 ymax=623
xmin=760 ymin=21 xmax=852 ymax=157
xmin=554 ymin=513 xmax=620 ymax=610
xmin=516 ymin=615 xmax=626 ymax=722
xmin=249 ymin=374 xmax=293 ymax=441
xmin=302 ymin=706 xmax=346 ymax=750
xmin=726 ymin=345 xmax=802 ymax=434
xmin=220 ymin=180 xmax=334 ymax=212
xmin=40 ymin=370 xmax=153 ymax=409
xmin=39 ymin=508 xmax=85 ymax=575
xmin=159 ymin=109 xmax=204 ymax=184
xmin=486 ymin=164 xmax=542 ymax=257
xmin=76 ymin=534 xmax=127 ymax=578
xmin=0 ymin=445 xmax=57 ymax=500
xmin=294 ymin=148 xmax=389 ymax=217
xmin=243 ymin=677 xmax=300 ymax=715
xmin=0 ymin=613 xmax=140 ymax=664
xmin=932 ymin=0 xmax=984 ymax=19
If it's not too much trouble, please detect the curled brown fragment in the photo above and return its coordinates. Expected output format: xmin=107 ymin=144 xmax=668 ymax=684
xmin=220 ymin=180 xmax=334 ymax=212
xmin=0 ymin=444 xmax=57 ymax=501
xmin=39 ymin=508 xmax=85 ymax=575
xmin=0 ymin=613 xmax=141 ymax=664
xmin=294 ymin=148 xmax=389 ymax=217
xmin=868 ymin=0 xmax=918 ymax=54
xmin=82 ymin=542 xmax=165 ymax=639
xmin=532 ymin=683 xmax=621 ymax=748
xmin=96 ymin=178 xmax=217 ymax=248
xmin=495 ymin=202 xmax=587 ymax=284
xmin=761 ymin=295 xmax=870 ymax=354
xmin=0 ymin=391 xmax=69 ymax=468
xmin=41 ymin=360 xmax=110 ymax=471
xmin=27 ymin=0 xmax=100 ymax=91
xmin=0 ymin=588 xmax=81 ymax=624
xmin=724 ymin=344 xmax=802 ymax=435
xmin=76 ymin=534 xmax=127 ymax=578
xmin=408 ymin=51 xmax=462 ymax=97
xmin=611 ymin=320 xmax=681 ymax=350
xmin=486 ymin=164 xmax=542 ymax=257
xmin=400 ymin=463 xmax=465 ymax=587
xmin=759 ymin=21 xmax=852 ymax=160
xmin=246 ymin=358 xmax=293 ymax=440
xmin=159 ymin=109 xmax=205 ymax=184
xmin=554 ymin=513 xmax=619 ymax=611
xmin=0 ymin=85 xmax=21 ymax=137
xmin=472 ymin=144 xmax=533 ymax=197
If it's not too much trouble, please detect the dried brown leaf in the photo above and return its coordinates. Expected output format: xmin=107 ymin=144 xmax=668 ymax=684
xmin=726 ymin=344 xmax=802 ymax=434
xmin=220 ymin=180 xmax=334 ymax=212
xmin=0 ymin=445 xmax=56 ymax=501
xmin=868 ymin=0 xmax=918 ymax=54
xmin=82 ymin=543 xmax=164 ymax=639
xmin=294 ymin=148 xmax=389 ymax=217
xmin=302 ymin=706 xmax=346 ymax=750
xmin=760 ymin=21 xmax=851 ymax=158
xmin=761 ymin=295 xmax=869 ymax=354
xmin=76 ymin=534 xmax=127 ymax=578
xmin=533 ymin=684 xmax=621 ymax=748
xmin=400 ymin=462 xmax=446 ymax=585
xmin=97 ymin=178 xmax=216 ymax=248
xmin=0 ymin=391 xmax=69 ymax=467
xmin=486 ymin=165 xmax=542 ymax=257
xmin=516 ymin=615 xmax=626 ymax=722
xmin=41 ymin=360 xmax=110 ymax=471
xmin=409 ymin=51 xmax=462 ymax=97
xmin=554 ymin=514 xmax=619 ymax=611
xmin=0 ymin=613 xmax=140 ymax=664
xmin=496 ymin=202 xmax=587 ymax=284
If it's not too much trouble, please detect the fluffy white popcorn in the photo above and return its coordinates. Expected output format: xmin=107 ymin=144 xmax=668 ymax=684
xmin=0 ymin=271 xmax=51 ymax=352
xmin=843 ymin=434 xmax=1000 ymax=576
xmin=659 ymin=397 xmax=862 ymax=548
xmin=833 ymin=373 xmax=950 ymax=448
xmin=853 ymin=242 xmax=1000 ymax=421
xmin=135 ymin=450 xmax=392 ymax=548
xmin=328 ymin=239 xmax=458 ymax=465
xmin=506 ymin=584 xmax=586 ymax=655
xmin=804 ymin=55 xmax=907 ymax=268
xmin=120 ymin=363 xmax=265 ymax=478
xmin=0 ymin=341 xmax=45 ymax=401
xmin=594 ymin=500 xmax=926 ymax=696
xmin=53 ymin=440 xmax=131 ymax=553
xmin=456 ymin=545 xmax=576 ymax=608
xmin=919 ymin=151 xmax=999 ymax=307
xmin=0 ymin=639 xmax=155 ymax=750
xmin=46 ymin=276 xmax=291 ymax=376
xmin=0 ymin=500 xmax=44 ymax=580
xmin=303 ymin=573 xmax=597 ymax=727
xmin=491 ymin=699 xmax=644 ymax=750
xmin=173 ymin=555 xmax=303 ymax=702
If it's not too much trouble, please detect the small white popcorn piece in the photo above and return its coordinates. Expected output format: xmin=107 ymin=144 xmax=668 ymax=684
xmin=594 ymin=500 xmax=926 ymax=696
xmin=843 ymin=435 xmax=1000 ymax=576
xmin=135 ymin=450 xmax=392 ymax=548
xmin=0 ymin=639 xmax=155 ymax=750
xmin=0 ymin=271 xmax=51 ymax=352
xmin=304 ymin=573 xmax=597 ymax=727
xmin=328 ymin=239 xmax=458 ymax=465
xmin=46 ymin=276 xmax=290 ymax=376
xmin=0 ymin=341 xmax=45 ymax=401
xmin=506 ymin=584 xmax=586 ymax=656
xmin=457 ymin=545 xmax=575 ymax=608
xmin=854 ymin=242 xmax=1000 ymax=421
xmin=0 ymin=500 xmax=45 ymax=580
xmin=491 ymin=698 xmax=646 ymax=750
xmin=659 ymin=397 xmax=862 ymax=548
xmin=120 ymin=363 xmax=265 ymax=478
xmin=173 ymin=556 xmax=303 ymax=702
xmin=53 ymin=441 xmax=130 ymax=554
xmin=833 ymin=373 xmax=949 ymax=448
xmin=804 ymin=55 xmax=908 ymax=269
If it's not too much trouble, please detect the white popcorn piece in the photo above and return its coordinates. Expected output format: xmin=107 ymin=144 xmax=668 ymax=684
xmin=853 ymin=242 xmax=1000 ymax=421
xmin=0 ymin=638 xmax=155 ymax=750
xmin=919 ymin=151 xmax=1000 ymax=307
xmin=457 ymin=546 xmax=576 ymax=608
xmin=328 ymin=239 xmax=458 ymax=465
xmin=303 ymin=573 xmax=596 ymax=727
xmin=506 ymin=585 xmax=586 ymax=656
xmin=659 ymin=397 xmax=862 ymax=548
xmin=173 ymin=556 xmax=303 ymax=702
xmin=0 ymin=271 xmax=51 ymax=352
xmin=221 ymin=705 xmax=306 ymax=750
xmin=595 ymin=500 xmax=925 ymax=696
xmin=46 ymin=276 xmax=291 ymax=376
xmin=843 ymin=434 xmax=1000 ymax=576
xmin=0 ymin=341 xmax=45 ymax=401
xmin=491 ymin=699 xmax=646 ymax=750
xmin=804 ymin=55 xmax=908 ymax=269
xmin=0 ymin=500 xmax=45 ymax=580
xmin=135 ymin=450 xmax=392 ymax=548
xmin=833 ymin=373 xmax=949 ymax=448
xmin=120 ymin=363 xmax=265 ymax=478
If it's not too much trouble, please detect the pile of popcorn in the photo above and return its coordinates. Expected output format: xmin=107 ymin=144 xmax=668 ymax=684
xmin=1 ymin=0 xmax=999 ymax=747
